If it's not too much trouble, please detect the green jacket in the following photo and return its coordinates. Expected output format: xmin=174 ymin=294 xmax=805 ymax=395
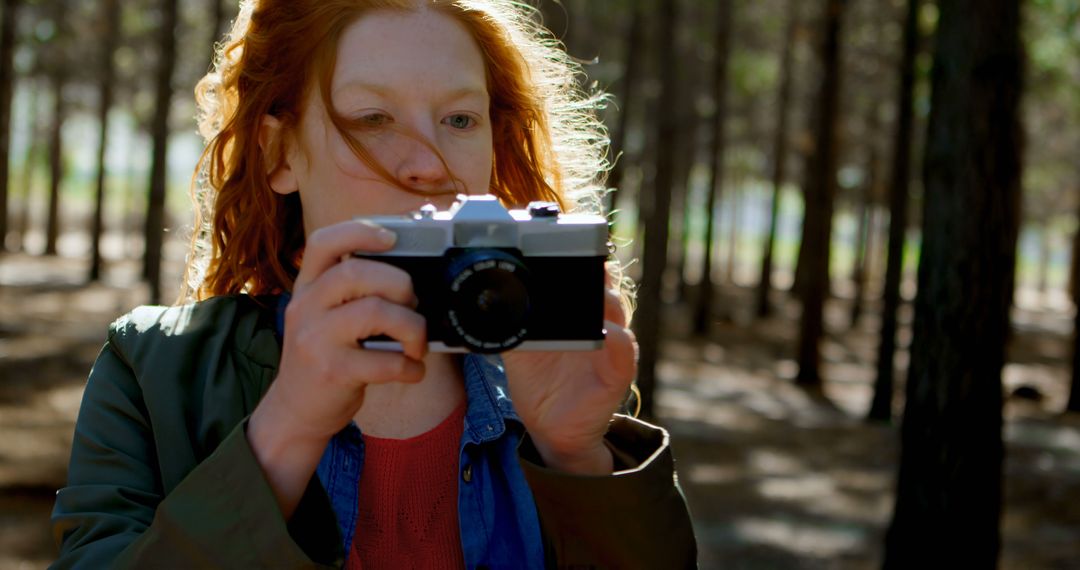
xmin=51 ymin=295 xmax=697 ymax=568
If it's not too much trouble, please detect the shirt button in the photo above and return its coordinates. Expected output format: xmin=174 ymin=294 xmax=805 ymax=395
xmin=462 ymin=464 xmax=473 ymax=483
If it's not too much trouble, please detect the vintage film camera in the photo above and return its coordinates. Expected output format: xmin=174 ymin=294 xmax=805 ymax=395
xmin=352 ymin=194 xmax=609 ymax=354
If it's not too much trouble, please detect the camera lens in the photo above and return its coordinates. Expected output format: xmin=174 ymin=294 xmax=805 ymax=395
xmin=446 ymin=249 xmax=531 ymax=353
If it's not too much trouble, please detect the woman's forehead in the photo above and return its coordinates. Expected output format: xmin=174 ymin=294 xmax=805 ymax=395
xmin=331 ymin=9 xmax=488 ymax=99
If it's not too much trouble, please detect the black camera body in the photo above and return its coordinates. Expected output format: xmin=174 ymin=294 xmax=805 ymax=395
xmin=352 ymin=195 xmax=609 ymax=354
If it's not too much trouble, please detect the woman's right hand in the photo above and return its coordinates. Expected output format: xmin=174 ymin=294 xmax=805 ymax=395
xmin=246 ymin=220 xmax=427 ymax=517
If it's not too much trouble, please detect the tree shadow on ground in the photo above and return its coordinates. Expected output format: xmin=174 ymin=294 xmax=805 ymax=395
xmin=658 ymin=283 xmax=1080 ymax=569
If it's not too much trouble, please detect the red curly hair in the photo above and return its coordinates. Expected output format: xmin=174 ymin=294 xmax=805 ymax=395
xmin=185 ymin=0 xmax=610 ymax=300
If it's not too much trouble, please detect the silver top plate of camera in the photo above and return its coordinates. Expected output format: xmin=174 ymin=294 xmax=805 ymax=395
xmin=354 ymin=194 xmax=609 ymax=257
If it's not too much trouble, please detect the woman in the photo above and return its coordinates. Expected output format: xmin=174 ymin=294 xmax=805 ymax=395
xmin=51 ymin=0 xmax=698 ymax=568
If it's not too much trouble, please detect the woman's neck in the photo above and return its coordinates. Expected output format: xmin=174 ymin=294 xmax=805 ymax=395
xmin=352 ymin=353 xmax=466 ymax=439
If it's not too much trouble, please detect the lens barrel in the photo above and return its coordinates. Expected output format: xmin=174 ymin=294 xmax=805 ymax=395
xmin=445 ymin=249 xmax=531 ymax=353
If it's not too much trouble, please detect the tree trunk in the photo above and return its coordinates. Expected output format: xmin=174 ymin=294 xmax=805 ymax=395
xmin=44 ymin=73 xmax=64 ymax=256
xmin=725 ymin=180 xmax=743 ymax=286
xmin=672 ymin=135 xmax=695 ymax=303
xmin=1070 ymin=285 xmax=1080 ymax=412
xmin=849 ymin=141 xmax=879 ymax=328
xmin=673 ymin=0 xmax=708 ymax=304
xmin=13 ymin=79 xmax=39 ymax=253
xmin=1070 ymin=197 xmax=1080 ymax=303
xmin=671 ymin=73 xmax=699 ymax=302
xmin=0 ymin=0 xmax=18 ymax=249
xmin=143 ymin=0 xmax=179 ymax=304
xmin=883 ymin=0 xmax=1022 ymax=565
xmin=868 ymin=0 xmax=921 ymax=422
xmin=756 ymin=0 xmax=799 ymax=318
xmin=1068 ymin=186 xmax=1080 ymax=412
xmin=795 ymin=0 xmax=846 ymax=388
xmin=124 ymin=132 xmax=140 ymax=258
xmin=693 ymin=0 xmax=733 ymax=336
xmin=606 ymin=0 xmax=644 ymax=225
xmin=89 ymin=0 xmax=120 ymax=282
xmin=634 ymin=0 xmax=679 ymax=422
xmin=1036 ymin=225 xmax=1050 ymax=296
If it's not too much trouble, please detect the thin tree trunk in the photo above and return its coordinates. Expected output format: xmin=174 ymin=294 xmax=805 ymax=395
xmin=1071 ymin=198 xmax=1080 ymax=303
xmin=1070 ymin=275 xmax=1080 ymax=411
xmin=795 ymin=0 xmax=846 ymax=388
xmin=850 ymin=142 xmax=879 ymax=328
xmin=868 ymin=0 xmax=921 ymax=422
xmin=725 ymin=181 xmax=741 ymax=285
xmin=606 ymin=0 xmax=644 ymax=226
xmin=883 ymin=0 xmax=1022 ymax=564
xmin=89 ymin=0 xmax=120 ymax=282
xmin=673 ymin=140 xmax=694 ymax=302
xmin=13 ymin=79 xmax=39 ymax=252
xmin=1069 ymin=192 xmax=1080 ymax=412
xmin=864 ymin=204 xmax=882 ymax=302
xmin=0 ymin=0 xmax=18 ymax=248
xmin=756 ymin=0 xmax=799 ymax=318
xmin=634 ymin=0 xmax=679 ymax=422
xmin=694 ymin=0 xmax=733 ymax=335
xmin=671 ymin=92 xmax=699 ymax=301
xmin=124 ymin=132 xmax=140 ymax=259
xmin=1036 ymin=225 xmax=1050 ymax=296
xmin=143 ymin=0 xmax=179 ymax=304
xmin=673 ymin=0 xmax=708 ymax=304
xmin=44 ymin=73 xmax=64 ymax=256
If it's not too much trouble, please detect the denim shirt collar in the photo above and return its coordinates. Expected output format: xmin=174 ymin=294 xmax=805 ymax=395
xmin=461 ymin=353 xmax=522 ymax=445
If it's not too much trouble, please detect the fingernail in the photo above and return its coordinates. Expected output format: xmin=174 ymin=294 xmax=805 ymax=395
xmin=377 ymin=228 xmax=397 ymax=246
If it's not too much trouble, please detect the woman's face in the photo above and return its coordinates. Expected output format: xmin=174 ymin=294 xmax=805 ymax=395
xmin=266 ymin=9 xmax=494 ymax=235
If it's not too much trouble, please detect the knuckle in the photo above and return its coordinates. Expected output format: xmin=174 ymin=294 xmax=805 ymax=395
xmin=307 ymin=226 xmax=332 ymax=248
xmin=283 ymin=302 xmax=300 ymax=324
xmin=344 ymin=258 xmax=369 ymax=283
xmin=389 ymin=356 xmax=410 ymax=378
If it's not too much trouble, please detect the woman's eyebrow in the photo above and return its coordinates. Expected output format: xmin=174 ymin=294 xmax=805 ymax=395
xmin=333 ymin=81 xmax=488 ymax=104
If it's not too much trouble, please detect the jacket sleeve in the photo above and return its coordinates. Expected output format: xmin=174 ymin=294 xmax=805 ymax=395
xmin=518 ymin=414 xmax=699 ymax=569
xmin=50 ymin=342 xmax=343 ymax=569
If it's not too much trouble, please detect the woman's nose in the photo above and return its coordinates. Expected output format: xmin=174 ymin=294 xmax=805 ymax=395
xmin=394 ymin=134 xmax=451 ymax=191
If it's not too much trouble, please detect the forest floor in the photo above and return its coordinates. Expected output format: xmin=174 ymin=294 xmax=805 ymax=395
xmin=1 ymin=249 xmax=1079 ymax=569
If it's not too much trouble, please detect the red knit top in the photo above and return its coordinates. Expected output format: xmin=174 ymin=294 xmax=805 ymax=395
xmin=346 ymin=403 xmax=467 ymax=570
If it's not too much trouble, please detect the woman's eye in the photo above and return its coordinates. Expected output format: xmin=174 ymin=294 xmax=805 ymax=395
xmin=444 ymin=114 xmax=476 ymax=130
xmin=357 ymin=113 xmax=392 ymax=128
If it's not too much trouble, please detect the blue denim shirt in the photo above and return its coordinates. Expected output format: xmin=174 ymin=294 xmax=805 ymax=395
xmin=276 ymin=295 xmax=546 ymax=569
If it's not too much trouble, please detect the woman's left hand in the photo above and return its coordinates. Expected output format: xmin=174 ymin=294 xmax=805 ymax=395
xmin=501 ymin=268 xmax=637 ymax=475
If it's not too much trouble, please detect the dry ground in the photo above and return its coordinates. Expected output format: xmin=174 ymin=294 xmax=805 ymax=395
xmin=1 ymin=251 xmax=1078 ymax=569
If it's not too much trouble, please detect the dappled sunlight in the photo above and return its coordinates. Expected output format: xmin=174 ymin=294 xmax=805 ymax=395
xmin=0 ymin=384 xmax=81 ymax=488
xmin=748 ymin=448 xmax=807 ymax=476
xmin=686 ymin=464 xmax=744 ymax=486
xmin=659 ymin=353 xmax=849 ymax=430
xmin=1003 ymin=363 xmax=1071 ymax=414
xmin=757 ymin=473 xmax=835 ymax=502
xmin=657 ymin=286 xmax=1080 ymax=568
xmin=1006 ymin=418 xmax=1080 ymax=458
xmin=732 ymin=516 xmax=867 ymax=558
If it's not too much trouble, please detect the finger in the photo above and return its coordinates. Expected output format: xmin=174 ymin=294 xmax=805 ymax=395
xmin=598 ymin=321 xmax=638 ymax=391
xmin=336 ymin=349 xmax=426 ymax=385
xmin=301 ymin=258 xmax=417 ymax=310
xmin=294 ymin=221 xmax=397 ymax=290
xmin=325 ymin=297 xmax=429 ymax=361
xmin=603 ymin=287 xmax=627 ymax=328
